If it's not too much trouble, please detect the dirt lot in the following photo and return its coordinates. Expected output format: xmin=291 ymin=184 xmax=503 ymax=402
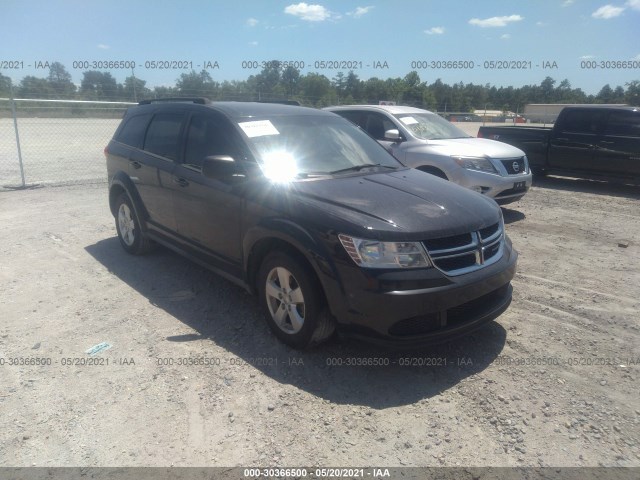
xmin=0 ymin=177 xmax=638 ymax=468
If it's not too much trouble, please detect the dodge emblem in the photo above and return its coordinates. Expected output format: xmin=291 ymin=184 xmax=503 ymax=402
xmin=512 ymin=161 xmax=520 ymax=172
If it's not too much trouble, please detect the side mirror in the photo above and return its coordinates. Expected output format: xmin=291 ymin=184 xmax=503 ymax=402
xmin=202 ymin=155 xmax=242 ymax=179
xmin=384 ymin=129 xmax=402 ymax=142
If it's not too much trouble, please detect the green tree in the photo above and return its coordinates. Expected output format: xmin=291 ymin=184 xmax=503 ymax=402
xmin=123 ymin=75 xmax=150 ymax=102
xmin=540 ymin=77 xmax=556 ymax=102
xmin=176 ymin=70 xmax=218 ymax=97
xmin=613 ymin=86 xmax=625 ymax=103
xmin=331 ymin=72 xmax=346 ymax=97
xmin=401 ymin=71 xmax=425 ymax=107
xmin=298 ymin=73 xmax=331 ymax=105
xmin=281 ymin=66 xmax=300 ymax=96
xmin=153 ymin=85 xmax=178 ymax=98
xmin=625 ymin=81 xmax=640 ymax=106
xmin=47 ymin=62 xmax=76 ymax=98
xmin=363 ymin=77 xmax=389 ymax=104
xmin=596 ymin=84 xmax=614 ymax=103
xmin=250 ymin=61 xmax=284 ymax=99
xmin=18 ymin=76 xmax=53 ymax=98
xmin=80 ymin=71 xmax=118 ymax=100
xmin=0 ymin=73 xmax=12 ymax=97
xmin=345 ymin=71 xmax=362 ymax=101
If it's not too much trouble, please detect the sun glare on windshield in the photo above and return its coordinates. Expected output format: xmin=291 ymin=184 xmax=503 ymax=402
xmin=260 ymin=150 xmax=299 ymax=183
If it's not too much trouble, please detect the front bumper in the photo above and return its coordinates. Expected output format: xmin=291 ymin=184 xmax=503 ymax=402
xmin=324 ymin=237 xmax=518 ymax=348
xmin=448 ymin=168 xmax=532 ymax=204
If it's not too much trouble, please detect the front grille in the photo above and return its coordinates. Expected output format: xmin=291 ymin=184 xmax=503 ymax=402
xmin=423 ymin=221 xmax=504 ymax=276
xmin=500 ymin=157 xmax=527 ymax=175
xmin=424 ymin=232 xmax=473 ymax=251
xmin=388 ymin=284 xmax=510 ymax=337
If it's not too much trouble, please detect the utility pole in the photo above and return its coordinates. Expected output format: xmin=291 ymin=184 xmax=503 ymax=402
xmin=131 ymin=67 xmax=138 ymax=103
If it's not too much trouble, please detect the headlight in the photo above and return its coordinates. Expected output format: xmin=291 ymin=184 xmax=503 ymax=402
xmin=453 ymin=156 xmax=498 ymax=174
xmin=338 ymin=234 xmax=431 ymax=269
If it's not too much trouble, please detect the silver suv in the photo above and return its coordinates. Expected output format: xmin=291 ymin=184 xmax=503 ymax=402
xmin=325 ymin=105 xmax=532 ymax=205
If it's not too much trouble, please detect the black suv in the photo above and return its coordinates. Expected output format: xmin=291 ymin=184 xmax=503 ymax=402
xmin=105 ymin=98 xmax=517 ymax=348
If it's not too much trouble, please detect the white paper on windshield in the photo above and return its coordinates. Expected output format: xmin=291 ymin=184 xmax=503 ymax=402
xmin=399 ymin=116 xmax=418 ymax=125
xmin=238 ymin=120 xmax=280 ymax=138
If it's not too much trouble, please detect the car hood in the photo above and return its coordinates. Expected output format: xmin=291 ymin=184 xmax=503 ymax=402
xmin=418 ymin=137 xmax=525 ymax=159
xmin=288 ymin=168 xmax=501 ymax=241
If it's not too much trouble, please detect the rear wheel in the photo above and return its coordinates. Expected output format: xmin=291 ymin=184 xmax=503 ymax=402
xmin=258 ymin=252 xmax=335 ymax=348
xmin=114 ymin=192 xmax=153 ymax=255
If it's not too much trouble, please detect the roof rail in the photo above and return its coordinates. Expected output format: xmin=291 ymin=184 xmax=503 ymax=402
xmin=258 ymin=100 xmax=301 ymax=106
xmin=138 ymin=97 xmax=210 ymax=105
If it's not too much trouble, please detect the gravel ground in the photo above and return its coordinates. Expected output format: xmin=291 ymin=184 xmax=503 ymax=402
xmin=0 ymin=176 xmax=638 ymax=468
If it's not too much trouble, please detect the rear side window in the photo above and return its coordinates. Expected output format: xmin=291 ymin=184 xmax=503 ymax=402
xmin=560 ymin=109 xmax=607 ymax=134
xmin=605 ymin=110 xmax=640 ymax=137
xmin=116 ymin=113 xmax=151 ymax=148
xmin=143 ymin=113 xmax=185 ymax=160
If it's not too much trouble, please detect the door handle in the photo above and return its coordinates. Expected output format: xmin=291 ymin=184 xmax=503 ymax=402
xmin=129 ymin=160 xmax=142 ymax=169
xmin=173 ymin=176 xmax=189 ymax=187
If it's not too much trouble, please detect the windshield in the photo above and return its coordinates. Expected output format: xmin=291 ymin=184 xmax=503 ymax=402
xmin=395 ymin=113 xmax=471 ymax=140
xmin=237 ymin=115 xmax=401 ymax=181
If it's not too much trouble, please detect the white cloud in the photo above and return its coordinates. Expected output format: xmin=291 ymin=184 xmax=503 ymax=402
xmin=246 ymin=18 xmax=259 ymax=27
xmin=249 ymin=41 xmax=259 ymax=46
xmin=633 ymin=53 xmax=640 ymax=60
xmin=284 ymin=3 xmax=332 ymax=21
xmin=562 ymin=0 xmax=575 ymax=6
xmin=592 ymin=4 xmax=625 ymax=18
xmin=348 ymin=6 xmax=373 ymax=18
xmin=580 ymin=55 xmax=596 ymax=59
xmin=536 ymin=21 xmax=548 ymax=26
xmin=424 ymin=26 xmax=445 ymax=35
xmin=468 ymin=14 xmax=523 ymax=27
xmin=97 ymin=44 xmax=110 ymax=50
xmin=501 ymin=34 xmax=511 ymax=40
xmin=627 ymin=0 xmax=640 ymax=10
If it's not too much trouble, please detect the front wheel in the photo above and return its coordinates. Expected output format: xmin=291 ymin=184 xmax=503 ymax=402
xmin=114 ymin=192 xmax=153 ymax=255
xmin=258 ymin=252 xmax=335 ymax=348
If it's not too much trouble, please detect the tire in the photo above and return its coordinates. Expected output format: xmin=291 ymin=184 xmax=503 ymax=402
xmin=114 ymin=192 xmax=153 ymax=255
xmin=257 ymin=251 xmax=335 ymax=349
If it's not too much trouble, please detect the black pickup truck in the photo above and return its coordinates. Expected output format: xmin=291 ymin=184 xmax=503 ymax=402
xmin=478 ymin=105 xmax=640 ymax=183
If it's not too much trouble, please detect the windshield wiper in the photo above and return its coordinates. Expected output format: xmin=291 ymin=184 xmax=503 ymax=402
xmin=329 ymin=164 xmax=398 ymax=175
xmin=295 ymin=171 xmax=332 ymax=178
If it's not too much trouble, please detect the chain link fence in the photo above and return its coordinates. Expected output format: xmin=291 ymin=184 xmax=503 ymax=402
xmin=0 ymin=97 xmax=506 ymax=190
xmin=0 ymin=99 xmax=134 ymax=189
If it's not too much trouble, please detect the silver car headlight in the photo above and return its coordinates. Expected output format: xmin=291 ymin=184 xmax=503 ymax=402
xmin=338 ymin=234 xmax=432 ymax=269
xmin=453 ymin=156 xmax=498 ymax=174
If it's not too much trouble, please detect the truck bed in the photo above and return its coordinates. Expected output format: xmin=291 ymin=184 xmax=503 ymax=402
xmin=477 ymin=126 xmax=551 ymax=170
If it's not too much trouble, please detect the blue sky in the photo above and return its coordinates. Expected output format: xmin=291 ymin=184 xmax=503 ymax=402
xmin=1 ymin=0 xmax=639 ymax=94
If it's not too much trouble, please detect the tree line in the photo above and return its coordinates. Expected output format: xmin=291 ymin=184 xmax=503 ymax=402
xmin=1 ymin=61 xmax=639 ymax=111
